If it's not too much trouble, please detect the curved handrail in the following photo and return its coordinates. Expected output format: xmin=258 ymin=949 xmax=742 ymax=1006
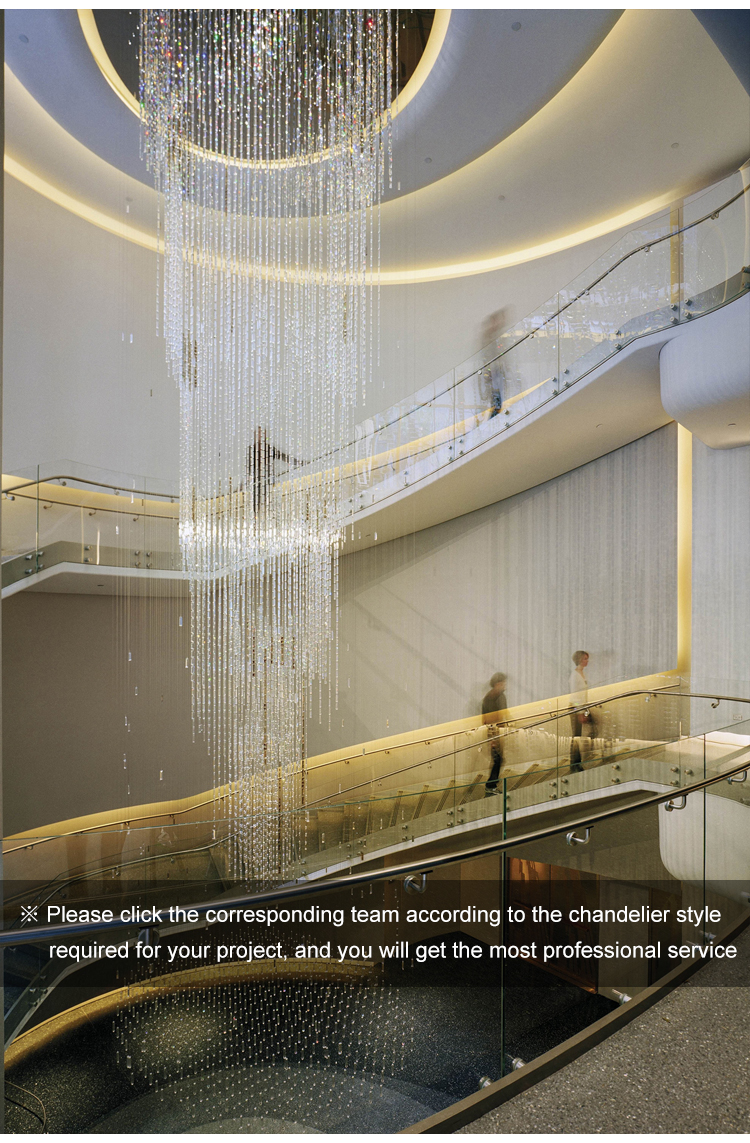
xmin=7 ymin=173 xmax=747 ymax=521
xmin=4 ymin=751 xmax=749 ymax=947
xmin=6 ymin=728 xmax=749 ymax=929
xmin=304 ymin=686 xmax=750 ymax=802
xmin=4 ymin=493 xmax=178 ymax=524
xmin=4 ymin=474 xmax=177 ymax=500
xmin=6 ymin=833 xmax=233 ymax=911
xmin=1 ymin=685 xmax=670 ymax=851
xmin=5 ymin=687 xmax=746 ymax=855
xmin=299 ymin=175 xmax=750 ymax=469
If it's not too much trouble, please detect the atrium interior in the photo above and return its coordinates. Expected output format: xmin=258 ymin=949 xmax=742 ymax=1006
xmin=1 ymin=8 xmax=749 ymax=1135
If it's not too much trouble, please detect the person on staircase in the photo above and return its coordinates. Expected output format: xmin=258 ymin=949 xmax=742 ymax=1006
xmin=482 ymin=672 xmax=508 ymax=796
xmin=568 ymin=650 xmax=596 ymax=772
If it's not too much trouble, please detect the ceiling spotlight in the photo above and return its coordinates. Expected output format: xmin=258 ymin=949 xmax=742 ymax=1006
xmin=596 ymin=424 xmax=604 ymax=429
xmin=497 ymin=194 xmax=506 ymax=201
xmin=19 ymin=34 xmax=29 ymax=43
xmin=671 ymin=142 xmax=679 ymax=149
xmin=512 ymin=22 xmax=522 ymax=31
xmin=424 ymin=157 xmax=432 ymax=163
xmin=728 ymin=422 xmax=736 ymax=427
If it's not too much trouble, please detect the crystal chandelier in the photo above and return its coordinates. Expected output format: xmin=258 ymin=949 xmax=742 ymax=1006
xmin=140 ymin=10 xmax=394 ymax=880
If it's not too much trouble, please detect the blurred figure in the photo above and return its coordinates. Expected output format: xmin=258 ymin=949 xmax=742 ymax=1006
xmin=482 ymin=672 xmax=508 ymax=795
xmin=247 ymin=427 xmax=299 ymax=513
xmin=568 ymin=650 xmax=596 ymax=772
xmin=479 ymin=308 xmax=509 ymax=419
xmin=481 ymin=315 xmax=505 ymax=418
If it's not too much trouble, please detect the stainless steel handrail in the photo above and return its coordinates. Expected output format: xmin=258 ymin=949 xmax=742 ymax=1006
xmin=5 ymin=832 xmax=234 ymax=912
xmin=7 ymin=182 xmax=747 ymax=494
xmin=4 ymin=474 xmax=177 ymax=499
xmin=4 ymin=493 xmax=178 ymax=522
xmin=5 ymin=687 xmax=746 ymax=854
xmin=297 ymin=179 xmax=750 ymax=463
xmin=305 ymin=683 xmax=737 ymax=777
xmin=3 ymin=751 xmax=749 ymax=946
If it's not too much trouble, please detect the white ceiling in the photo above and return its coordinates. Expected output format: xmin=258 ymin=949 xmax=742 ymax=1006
xmin=5 ymin=9 xmax=749 ymax=279
xmin=5 ymin=9 xmax=620 ymax=195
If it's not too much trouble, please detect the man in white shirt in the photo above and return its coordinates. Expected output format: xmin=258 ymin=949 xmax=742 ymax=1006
xmin=568 ymin=650 xmax=594 ymax=771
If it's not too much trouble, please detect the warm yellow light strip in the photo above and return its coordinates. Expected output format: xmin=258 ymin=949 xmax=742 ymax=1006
xmin=77 ymin=8 xmax=140 ymax=115
xmin=676 ymin=424 xmax=692 ymax=677
xmin=6 ymin=959 xmax=374 ymax=1069
xmin=393 ymin=9 xmax=451 ymax=119
xmin=6 ymin=150 xmax=684 ymax=285
xmin=78 ymin=9 xmax=451 ymax=125
xmin=6 ymin=671 xmax=677 ymax=843
xmin=77 ymin=8 xmax=451 ymax=169
xmin=380 ymin=190 xmax=684 ymax=284
xmin=4 ymin=153 xmax=160 ymax=252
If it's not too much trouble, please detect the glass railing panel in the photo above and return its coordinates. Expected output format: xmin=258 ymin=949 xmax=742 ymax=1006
xmin=558 ymin=249 xmax=668 ymax=385
xmin=2 ymin=468 xmax=183 ymax=588
xmin=682 ymin=171 xmax=750 ymax=319
xmin=305 ymin=731 xmax=457 ymax=806
xmin=506 ymin=796 xmax=710 ymax=1001
xmin=27 ymin=458 xmax=177 ymax=500
xmin=684 ymin=675 xmax=750 ymax=735
xmin=451 ymin=368 xmax=495 ymax=452
xmin=4 ymin=692 xmax=745 ymax=917
xmin=3 ymin=818 xmax=234 ymax=920
xmin=702 ymin=731 xmax=750 ymax=928
xmin=362 ymin=370 xmax=456 ymax=501
xmin=4 ymin=866 xmax=507 ymax=1131
xmin=1 ymin=477 xmax=40 ymax=588
xmin=493 ymin=300 xmax=560 ymax=428
xmin=5 ymin=745 xmax=748 ymax=1132
xmin=701 ymin=719 xmax=750 ymax=786
xmin=293 ymin=689 xmax=742 ymax=876
xmin=335 ymin=171 xmax=747 ymax=509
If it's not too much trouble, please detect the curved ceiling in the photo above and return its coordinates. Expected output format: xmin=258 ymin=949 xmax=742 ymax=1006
xmin=4 ymin=9 xmax=750 ymax=282
xmin=6 ymin=9 xmax=620 ymax=197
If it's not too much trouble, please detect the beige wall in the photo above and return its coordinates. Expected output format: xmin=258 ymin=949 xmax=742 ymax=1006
xmin=307 ymin=425 xmax=679 ymax=757
xmin=2 ymin=177 xmax=177 ymax=486
xmin=2 ymin=588 xmax=211 ymax=834
xmin=3 ymin=175 xmax=643 ymax=487
xmin=2 ymin=425 xmax=679 ymax=832
xmin=692 ymin=438 xmax=750 ymax=708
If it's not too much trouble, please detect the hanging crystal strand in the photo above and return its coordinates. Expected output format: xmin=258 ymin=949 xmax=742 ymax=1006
xmin=141 ymin=10 xmax=394 ymax=883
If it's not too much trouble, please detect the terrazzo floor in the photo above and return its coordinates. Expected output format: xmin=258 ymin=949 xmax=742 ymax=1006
xmin=460 ymin=923 xmax=750 ymax=1134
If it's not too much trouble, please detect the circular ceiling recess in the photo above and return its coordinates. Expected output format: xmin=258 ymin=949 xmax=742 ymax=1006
xmin=6 ymin=10 xmax=626 ymax=201
xmin=92 ymin=9 xmax=436 ymax=110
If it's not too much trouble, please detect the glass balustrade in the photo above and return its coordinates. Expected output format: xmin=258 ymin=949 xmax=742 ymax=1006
xmin=6 ymin=690 xmax=748 ymax=916
xmin=4 ymin=728 xmax=748 ymax=1133
xmin=332 ymin=169 xmax=748 ymax=512
xmin=4 ymin=173 xmax=748 ymax=588
xmin=2 ymin=461 xmax=181 ymax=591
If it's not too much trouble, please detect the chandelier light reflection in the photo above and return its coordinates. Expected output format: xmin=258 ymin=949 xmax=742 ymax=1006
xmin=140 ymin=10 xmax=394 ymax=879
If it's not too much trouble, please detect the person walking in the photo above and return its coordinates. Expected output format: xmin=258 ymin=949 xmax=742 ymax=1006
xmin=248 ymin=427 xmax=300 ymax=513
xmin=568 ymin=650 xmax=595 ymax=771
xmin=482 ymin=672 xmax=508 ymax=795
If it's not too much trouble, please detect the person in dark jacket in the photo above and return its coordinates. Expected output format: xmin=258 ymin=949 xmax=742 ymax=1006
xmin=482 ymin=672 xmax=507 ymax=795
xmin=248 ymin=427 xmax=297 ymax=513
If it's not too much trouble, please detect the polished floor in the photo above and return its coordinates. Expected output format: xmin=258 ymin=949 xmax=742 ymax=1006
xmin=460 ymin=922 xmax=750 ymax=1134
xmin=5 ymin=939 xmax=613 ymax=1133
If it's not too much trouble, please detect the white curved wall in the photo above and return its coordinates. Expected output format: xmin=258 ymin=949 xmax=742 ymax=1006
xmin=308 ymin=425 xmax=678 ymax=756
xmin=659 ymin=792 xmax=750 ymax=903
xmin=3 ymin=177 xmax=177 ymax=485
xmin=660 ymin=292 xmax=750 ymax=449
xmin=692 ymin=436 xmax=750 ymax=702
xmin=3 ymin=175 xmax=646 ymax=486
